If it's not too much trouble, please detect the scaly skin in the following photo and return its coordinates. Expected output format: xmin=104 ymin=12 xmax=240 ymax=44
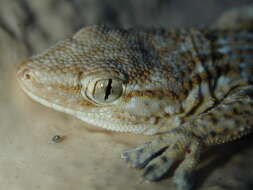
xmin=17 ymin=11 xmax=253 ymax=190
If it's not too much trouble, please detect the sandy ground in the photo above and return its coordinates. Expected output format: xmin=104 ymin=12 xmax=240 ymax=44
xmin=0 ymin=1 xmax=253 ymax=190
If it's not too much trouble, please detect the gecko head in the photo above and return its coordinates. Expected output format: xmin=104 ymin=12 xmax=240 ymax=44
xmin=17 ymin=25 xmax=177 ymax=135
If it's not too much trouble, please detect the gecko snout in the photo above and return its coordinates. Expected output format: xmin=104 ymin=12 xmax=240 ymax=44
xmin=16 ymin=61 xmax=34 ymax=81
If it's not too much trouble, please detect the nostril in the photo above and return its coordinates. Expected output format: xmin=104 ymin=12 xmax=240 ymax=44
xmin=17 ymin=66 xmax=32 ymax=81
xmin=20 ymin=68 xmax=32 ymax=80
xmin=17 ymin=61 xmax=36 ymax=83
xmin=24 ymin=72 xmax=31 ymax=79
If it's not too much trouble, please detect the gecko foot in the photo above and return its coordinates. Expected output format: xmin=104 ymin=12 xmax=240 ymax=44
xmin=121 ymin=132 xmax=202 ymax=190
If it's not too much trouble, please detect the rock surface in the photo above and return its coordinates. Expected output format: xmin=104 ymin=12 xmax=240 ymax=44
xmin=0 ymin=0 xmax=253 ymax=190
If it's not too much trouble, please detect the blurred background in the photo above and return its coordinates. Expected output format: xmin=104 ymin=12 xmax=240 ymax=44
xmin=0 ymin=1 xmax=253 ymax=190
xmin=1 ymin=0 xmax=252 ymax=54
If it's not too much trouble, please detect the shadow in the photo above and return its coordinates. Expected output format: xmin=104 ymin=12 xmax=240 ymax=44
xmin=195 ymin=133 xmax=253 ymax=189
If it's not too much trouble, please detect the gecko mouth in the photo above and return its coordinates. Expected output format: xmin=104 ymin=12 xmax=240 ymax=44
xmin=19 ymin=82 xmax=154 ymax=135
xmin=16 ymin=61 xmax=158 ymax=135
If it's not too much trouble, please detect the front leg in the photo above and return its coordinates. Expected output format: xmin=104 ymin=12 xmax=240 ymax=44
xmin=122 ymin=86 xmax=253 ymax=190
xmin=122 ymin=131 xmax=202 ymax=190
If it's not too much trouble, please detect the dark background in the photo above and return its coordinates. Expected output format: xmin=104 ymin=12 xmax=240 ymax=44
xmin=1 ymin=0 xmax=252 ymax=54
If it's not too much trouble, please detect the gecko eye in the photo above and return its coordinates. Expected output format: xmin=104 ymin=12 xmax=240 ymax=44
xmin=85 ymin=78 xmax=123 ymax=104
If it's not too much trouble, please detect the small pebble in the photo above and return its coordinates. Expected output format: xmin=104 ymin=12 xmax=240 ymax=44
xmin=48 ymin=135 xmax=65 ymax=144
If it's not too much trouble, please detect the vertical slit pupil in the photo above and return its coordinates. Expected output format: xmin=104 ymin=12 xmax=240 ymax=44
xmin=104 ymin=79 xmax=112 ymax=100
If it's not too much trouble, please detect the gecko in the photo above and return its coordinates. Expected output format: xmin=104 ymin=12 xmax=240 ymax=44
xmin=16 ymin=9 xmax=253 ymax=190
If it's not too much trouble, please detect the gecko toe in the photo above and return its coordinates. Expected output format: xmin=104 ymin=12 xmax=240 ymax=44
xmin=121 ymin=142 xmax=168 ymax=168
xmin=173 ymin=170 xmax=195 ymax=190
xmin=142 ymin=156 xmax=174 ymax=181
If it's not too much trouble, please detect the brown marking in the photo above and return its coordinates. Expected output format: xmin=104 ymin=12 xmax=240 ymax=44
xmin=183 ymin=80 xmax=193 ymax=90
xmin=231 ymin=107 xmax=239 ymax=115
xmin=52 ymin=84 xmax=81 ymax=91
xmin=199 ymin=72 xmax=209 ymax=81
xmin=79 ymin=100 xmax=94 ymax=107
xmin=154 ymin=117 xmax=160 ymax=125
xmin=191 ymin=74 xmax=202 ymax=85
xmin=179 ymin=89 xmax=188 ymax=100
xmin=124 ymin=89 xmax=177 ymax=101
xmin=192 ymin=56 xmax=202 ymax=65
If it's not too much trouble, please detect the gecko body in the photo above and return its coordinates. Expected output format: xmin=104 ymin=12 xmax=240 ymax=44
xmin=17 ymin=11 xmax=253 ymax=190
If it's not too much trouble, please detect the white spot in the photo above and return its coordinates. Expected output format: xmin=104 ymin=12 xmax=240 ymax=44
xmin=47 ymin=86 xmax=53 ymax=91
xmin=187 ymin=86 xmax=199 ymax=99
xmin=172 ymin=116 xmax=182 ymax=127
xmin=182 ymin=86 xmax=199 ymax=112
xmin=143 ymin=127 xmax=158 ymax=135
xmin=195 ymin=64 xmax=205 ymax=73
xmin=201 ymin=82 xmax=209 ymax=95
xmin=217 ymin=46 xmax=230 ymax=54
xmin=217 ymin=39 xmax=228 ymax=45
xmin=148 ymin=117 xmax=156 ymax=124
xmin=164 ymin=105 xmax=177 ymax=115
xmin=217 ymin=76 xmax=231 ymax=86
